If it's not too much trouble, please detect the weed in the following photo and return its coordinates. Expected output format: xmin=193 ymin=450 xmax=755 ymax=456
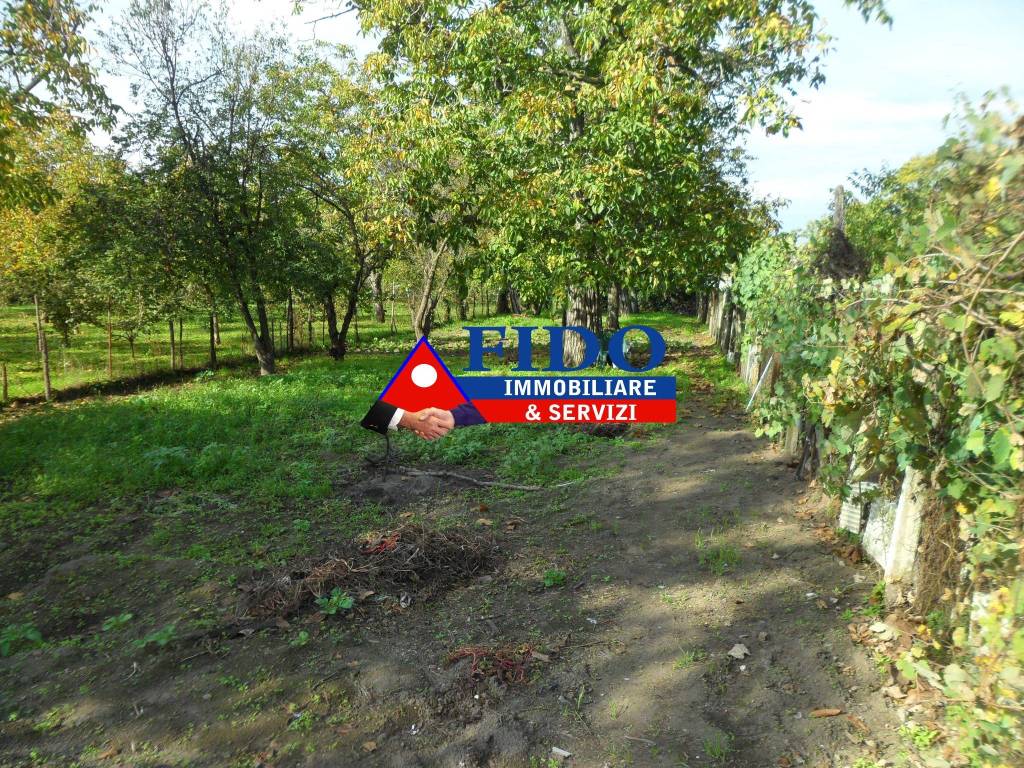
xmin=0 ymin=623 xmax=43 ymax=657
xmin=925 ymin=609 xmax=949 ymax=637
xmin=542 ymin=569 xmax=567 ymax=588
xmin=899 ymin=722 xmax=941 ymax=749
xmin=134 ymin=623 xmax=177 ymax=650
xmin=101 ymin=613 xmax=134 ymax=632
xmin=702 ymin=730 xmax=733 ymax=763
xmin=287 ymin=710 xmax=314 ymax=732
xmin=694 ymin=530 xmax=739 ymax=576
xmin=314 ymin=588 xmax=354 ymax=616
xmin=861 ymin=581 xmax=886 ymax=618
xmin=218 ymin=675 xmax=249 ymax=693
xmin=290 ymin=630 xmax=310 ymax=647
xmin=674 ymin=647 xmax=707 ymax=669
xmin=33 ymin=706 xmax=70 ymax=734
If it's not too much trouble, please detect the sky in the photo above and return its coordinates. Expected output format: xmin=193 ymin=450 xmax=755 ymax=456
xmin=93 ymin=0 xmax=1024 ymax=232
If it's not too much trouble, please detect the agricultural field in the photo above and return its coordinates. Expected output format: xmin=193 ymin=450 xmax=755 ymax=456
xmin=0 ymin=314 xmax=904 ymax=767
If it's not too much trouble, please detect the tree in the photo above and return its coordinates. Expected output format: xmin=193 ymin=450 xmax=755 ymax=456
xmin=0 ymin=118 xmax=110 ymax=397
xmin=268 ymin=50 xmax=403 ymax=359
xmin=355 ymin=0 xmax=889 ymax=363
xmin=0 ymin=0 xmax=113 ymax=208
xmin=109 ymin=0 xmax=294 ymax=374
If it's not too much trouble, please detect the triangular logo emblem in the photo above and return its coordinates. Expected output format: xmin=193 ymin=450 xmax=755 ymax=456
xmin=377 ymin=337 xmax=468 ymax=412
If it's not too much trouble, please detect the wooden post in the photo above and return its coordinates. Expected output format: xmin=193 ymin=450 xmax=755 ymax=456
xmin=106 ymin=303 xmax=113 ymax=379
xmin=34 ymin=295 xmax=52 ymax=401
xmin=833 ymin=184 xmax=846 ymax=233
xmin=389 ymin=284 xmax=397 ymax=334
xmin=168 ymin=318 xmax=176 ymax=371
xmin=177 ymin=317 xmax=183 ymax=369
xmin=209 ymin=313 xmax=217 ymax=368
xmin=2 ymin=362 xmax=7 ymax=402
xmin=287 ymin=291 xmax=295 ymax=353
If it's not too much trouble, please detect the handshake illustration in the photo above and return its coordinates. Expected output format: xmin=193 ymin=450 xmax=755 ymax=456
xmin=361 ymin=401 xmax=485 ymax=441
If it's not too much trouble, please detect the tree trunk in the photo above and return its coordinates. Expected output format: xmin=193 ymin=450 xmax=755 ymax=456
xmin=453 ymin=271 xmax=469 ymax=321
xmin=214 ymin=313 xmax=221 ymax=345
xmin=496 ymin=285 xmax=522 ymax=315
xmin=307 ymin=309 xmax=313 ymax=350
xmin=324 ymin=292 xmax=343 ymax=359
xmin=413 ymin=246 xmax=446 ymax=339
xmin=168 ymin=317 xmax=177 ymax=371
xmin=389 ymin=286 xmax=397 ymax=334
xmin=34 ymin=295 xmax=52 ymax=401
xmin=235 ymin=285 xmax=275 ymax=375
xmin=563 ymin=285 xmax=603 ymax=368
xmin=371 ymin=270 xmax=386 ymax=323
xmin=2 ymin=362 xmax=8 ymax=402
xmin=177 ymin=317 xmax=183 ymax=369
xmin=209 ymin=312 xmax=217 ymax=368
xmin=496 ymin=286 xmax=512 ymax=315
xmin=106 ymin=304 xmax=113 ymax=379
xmin=287 ymin=291 xmax=295 ymax=353
xmin=606 ymin=284 xmax=621 ymax=331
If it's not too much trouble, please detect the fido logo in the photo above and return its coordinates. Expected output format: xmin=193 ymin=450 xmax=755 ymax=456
xmin=360 ymin=325 xmax=676 ymax=438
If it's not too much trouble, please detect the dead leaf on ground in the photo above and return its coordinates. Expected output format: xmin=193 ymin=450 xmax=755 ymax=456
xmin=883 ymin=684 xmax=907 ymax=700
xmin=846 ymin=714 xmax=869 ymax=733
xmin=727 ymin=643 xmax=750 ymax=660
xmin=362 ymin=741 xmax=377 ymax=753
xmin=810 ymin=707 xmax=843 ymax=718
xmin=475 ymin=517 xmax=493 ymax=527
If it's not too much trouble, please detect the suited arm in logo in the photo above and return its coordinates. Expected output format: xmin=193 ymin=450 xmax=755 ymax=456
xmin=360 ymin=401 xmax=485 ymax=440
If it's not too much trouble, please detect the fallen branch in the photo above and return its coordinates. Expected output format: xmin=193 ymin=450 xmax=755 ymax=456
xmin=396 ymin=466 xmax=579 ymax=492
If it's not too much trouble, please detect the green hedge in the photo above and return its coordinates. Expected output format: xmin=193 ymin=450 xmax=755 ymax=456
xmin=732 ymin=101 xmax=1023 ymax=766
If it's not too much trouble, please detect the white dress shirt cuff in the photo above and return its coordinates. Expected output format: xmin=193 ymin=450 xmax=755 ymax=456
xmin=388 ymin=407 xmax=405 ymax=431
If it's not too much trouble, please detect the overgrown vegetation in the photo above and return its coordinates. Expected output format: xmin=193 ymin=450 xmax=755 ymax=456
xmin=732 ymin=100 xmax=1023 ymax=764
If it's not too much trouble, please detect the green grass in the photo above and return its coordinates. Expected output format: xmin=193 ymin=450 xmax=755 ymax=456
xmin=0 ymin=304 xmax=254 ymax=399
xmin=673 ymin=647 xmax=708 ymax=669
xmin=0 ymin=310 xmax=737 ymax=658
xmin=0 ymin=302 xmax=458 ymax=400
xmin=694 ymin=529 xmax=741 ymax=576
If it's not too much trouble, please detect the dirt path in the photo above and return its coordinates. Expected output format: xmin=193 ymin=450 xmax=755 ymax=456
xmin=335 ymin=398 xmax=905 ymax=768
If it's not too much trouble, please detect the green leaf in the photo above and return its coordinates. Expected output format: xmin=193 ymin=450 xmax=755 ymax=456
xmin=989 ymin=427 xmax=1012 ymax=467
xmin=983 ymin=372 xmax=1006 ymax=402
xmin=964 ymin=429 xmax=986 ymax=455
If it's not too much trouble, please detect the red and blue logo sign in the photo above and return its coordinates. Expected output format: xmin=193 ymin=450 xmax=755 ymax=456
xmin=371 ymin=326 xmax=676 ymax=425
